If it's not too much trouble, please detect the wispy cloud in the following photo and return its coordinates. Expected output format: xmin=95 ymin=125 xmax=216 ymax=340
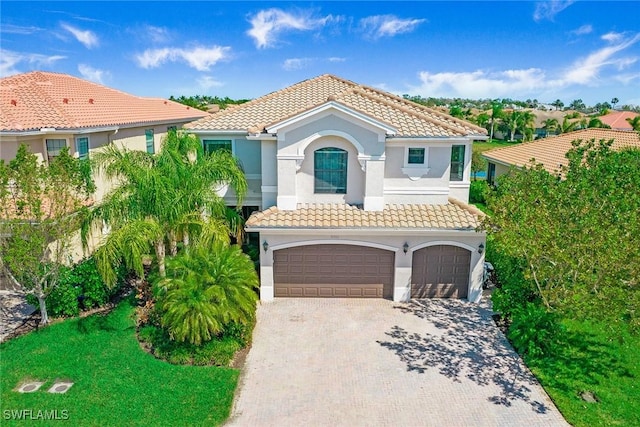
xmin=562 ymin=32 xmax=640 ymax=84
xmin=0 ymin=49 xmax=66 ymax=77
xmin=0 ymin=24 xmax=44 ymax=35
xmin=282 ymin=56 xmax=347 ymax=71
xmin=359 ymin=15 xmax=426 ymax=39
xmin=197 ymin=75 xmax=224 ymax=90
xmin=143 ymin=25 xmax=172 ymax=44
xmin=61 ymin=23 xmax=99 ymax=49
xmin=247 ymin=8 xmax=336 ymax=48
xmin=135 ymin=45 xmax=230 ymax=71
xmin=533 ymin=0 xmax=575 ymax=22
xmin=78 ymin=64 xmax=109 ymax=84
xmin=570 ymin=24 xmax=593 ymax=36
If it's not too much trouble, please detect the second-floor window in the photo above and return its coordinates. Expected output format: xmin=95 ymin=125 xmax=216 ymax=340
xmin=450 ymin=145 xmax=465 ymax=181
xmin=76 ymin=137 xmax=89 ymax=160
xmin=145 ymin=129 xmax=155 ymax=154
xmin=314 ymin=147 xmax=347 ymax=194
xmin=407 ymin=148 xmax=425 ymax=164
xmin=203 ymin=139 xmax=232 ymax=154
xmin=46 ymin=139 xmax=66 ymax=163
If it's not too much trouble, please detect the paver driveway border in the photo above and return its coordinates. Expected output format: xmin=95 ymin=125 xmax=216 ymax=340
xmin=226 ymin=298 xmax=569 ymax=427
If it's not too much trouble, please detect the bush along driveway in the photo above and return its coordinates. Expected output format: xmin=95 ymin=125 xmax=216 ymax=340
xmin=226 ymin=298 xmax=569 ymax=427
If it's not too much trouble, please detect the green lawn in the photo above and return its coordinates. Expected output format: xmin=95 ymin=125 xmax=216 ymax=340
xmin=528 ymin=320 xmax=640 ymax=427
xmin=0 ymin=299 xmax=238 ymax=426
xmin=473 ymin=139 xmax=520 ymax=153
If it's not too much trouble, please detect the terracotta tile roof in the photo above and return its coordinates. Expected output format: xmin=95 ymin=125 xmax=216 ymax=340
xmin=186 ymin=74 xmax=487 ymax=138
xmin=0 ymin=71 xmax=208 ymax=132
xmin=482 ymin=129 xmax=640 ymax=173
xmin=598 ymin=111 xmax=639 ymax=130
xmin=245 ymin=198 xmax=483 ymax=230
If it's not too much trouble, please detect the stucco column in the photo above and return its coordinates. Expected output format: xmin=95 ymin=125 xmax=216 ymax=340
xmin=276 ymin=157 xmax=300 ymax=210
xmin=259 ymin=244 xmax=274 ymax=301
xmin=394 ymin=244 xmax=412 ymax=302
xmin=363 ymin=158 xmax=385 ymax=211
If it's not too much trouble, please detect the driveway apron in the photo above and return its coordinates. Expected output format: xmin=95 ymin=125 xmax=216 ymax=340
xmin=226 ymin=298 xmax=569 ymax=427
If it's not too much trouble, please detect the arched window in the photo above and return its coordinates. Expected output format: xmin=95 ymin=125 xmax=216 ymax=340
xmin=314 ymin=147 xmax=347 ymax=194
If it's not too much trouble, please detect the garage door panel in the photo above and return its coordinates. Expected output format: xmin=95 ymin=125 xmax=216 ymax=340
xmin=411 ymin=245 xmax=470 ymax=299
xmin=274 ymin=245 xmax=394 ymax=298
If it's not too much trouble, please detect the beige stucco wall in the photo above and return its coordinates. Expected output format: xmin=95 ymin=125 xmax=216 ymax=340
xmin=256 ymin=230 xmax=486 ymax=303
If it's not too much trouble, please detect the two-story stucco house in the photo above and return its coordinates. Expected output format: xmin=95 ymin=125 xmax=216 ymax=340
xmin=186 ymin=75 xmax=488 ymax=303
xmin=0 ymin=71 xmax=208 ymax=202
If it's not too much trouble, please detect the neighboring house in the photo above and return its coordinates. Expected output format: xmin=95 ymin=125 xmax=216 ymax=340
xmin=185 ymin=74 xmax=488 ymax=302
xmin=598 ymin=110 xmax=640 ymax=131
xmin=0 ymin=71 xmax=208 ymax=201
xmin=482 ymin=128 xmax=640 ymax=184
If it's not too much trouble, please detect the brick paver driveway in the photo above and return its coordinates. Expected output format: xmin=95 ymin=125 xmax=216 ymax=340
xmin=226 ymin=298 xmax=568 ymax=427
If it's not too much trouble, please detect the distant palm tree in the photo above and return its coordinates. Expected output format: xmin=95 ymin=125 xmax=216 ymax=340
xmin=518 ymin=111 xmax=537 ymax=141
xmin=155 ymin=243 xmax=259 ymax=345
xmin=558 ymin=116 xmax=581 ymax=134
xmin=489 ymin=102 xmax=503 ymax=141
xmin=542 ymin=118 xmax=559 ymax=137
xmin=585 ymin=117 xmax=610 ymax=129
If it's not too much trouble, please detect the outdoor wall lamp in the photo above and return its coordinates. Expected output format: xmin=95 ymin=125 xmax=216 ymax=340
xmin=478 ymin=243 xmax=485 ymax=254
xmin=262 ymin=240 xmax=269 ymax=253
xmin=403 ymin=242 xmax=409 ymax=254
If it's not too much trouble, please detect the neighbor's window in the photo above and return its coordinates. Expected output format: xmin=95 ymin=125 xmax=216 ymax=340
xmin=145 ymin=129 xmax=155 ymax=154
xmin=407 ymin=148 xmax=425 ymax=165
xmin=203 ymin=139 xmax=232 ymax=154
xmin=76 ymin=137 xmax=89 ymax=160
xmin=487 ymin=162 xmax=496 ymax=185
xmin=314 ymin=147 xmax=347 ymax=194
xmin=450 ymin=145 xmax=465 ymax=181
xmin=45 ymin=139 xmax=66 ymax=162
xmin=167 ymin=125 xmax=177 ymax=132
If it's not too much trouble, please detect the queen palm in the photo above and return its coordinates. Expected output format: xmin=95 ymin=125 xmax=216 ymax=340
xmin=626 ymin=116 xmax=640 ymax=131
xmin=542 ymin=118 xmax=559 ymax=137
xmin=83 ymin=131 xmax=247 ymax=285
xmin=155 ymin=242 xmax=259 ymax=345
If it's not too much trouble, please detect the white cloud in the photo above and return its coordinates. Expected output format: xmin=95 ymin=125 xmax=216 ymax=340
xmin=533 ymin=0 xmax=575 ymax=22
xmin=143 ymin=25 xmax=171 ymax=43
xmin=78 ymin=64 xmax=108 ymax=84
xmin=135 ymin=45 xmax=230 ymax=71
xmin=563 ymin=32 xmax=640 ymax=84
xmin=60 ymin=23 xmax=99 ymax=49
xmin=571 ymin=24 xmax=593 ymax=36
xmin=0 ymin=24 xmax=43 ymax=35
xmin=283 ymin=57 xmax=313 ymax=71
xmin=409 ymin=68 xmax=551 ymax=99
xmin=0 ymin=49 xmax=66 ymax=77
xmin=197 ymin=75 xmax=224 ymax=90
xmin=247 ymin=8 xmax=334 ymax=48
xmin=328 ymin=57 xmax=346 ymax=63
xmin=359 ymin=15 xmax=426 ymax=39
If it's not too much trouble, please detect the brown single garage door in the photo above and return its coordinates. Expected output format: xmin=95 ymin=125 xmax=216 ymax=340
xmin=411 ymin=245 xmax=471 ymax=298
xmin=274 ymin=245 xmax=394 ymax=298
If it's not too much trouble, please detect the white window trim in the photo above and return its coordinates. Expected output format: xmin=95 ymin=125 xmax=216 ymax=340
xmin=402 ymin=146 xmax=430 ymax=180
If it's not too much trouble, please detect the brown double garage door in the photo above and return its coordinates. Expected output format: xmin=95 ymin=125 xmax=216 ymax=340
xmin=273 ymin=244 xmax=470 ymax=299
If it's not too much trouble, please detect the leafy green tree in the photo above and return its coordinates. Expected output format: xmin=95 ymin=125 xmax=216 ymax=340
xmin=485 ymin=139 xmax=640 ymax=330
xmin=154 ymin=243 xmax=259 ymax=345
xmin=471 ymin=149 xmax=486 ymax=180
xmin=627 ymin=116 xmax=640 ymax=131
xmin=0 ymin=145 xmax=94 ymax=324
xmin=83 ymin=131 xmax=247 ymax=286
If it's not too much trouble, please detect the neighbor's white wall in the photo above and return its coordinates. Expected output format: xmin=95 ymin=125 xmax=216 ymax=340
xmin=257 ymin=230 xmax=486 ymax=303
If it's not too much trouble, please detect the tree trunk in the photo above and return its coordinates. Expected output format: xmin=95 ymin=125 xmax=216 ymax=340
xmin=37 ymin=293 xmax=49 ymax=325
xmin=489 ymin=120 xmax=495 ymax=141
xmin=155 ymin=239 xmax=166 ymax=277
xmin=183 ymin=230 xmax=190 ymax=248
xmin=168 ymin=231 xmax=178 ymax=256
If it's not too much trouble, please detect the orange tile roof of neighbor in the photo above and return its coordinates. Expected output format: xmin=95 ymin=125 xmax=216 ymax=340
xmin=598 ymin=111 xmax=639 ymax=130
xmin=0 ymin=71 xmax=208 ymax=132
xmin=245 ymin=199 xmax=484 ymax=230
xmin=482 ymin=129 xmax=640 ymax=173
xmin=186 ymin=74 xmax=487 ymax=138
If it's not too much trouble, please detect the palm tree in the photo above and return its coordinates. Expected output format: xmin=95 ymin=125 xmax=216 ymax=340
xmin=551 ymin=99 xmax=564 ymax=111
xmin=489 ymin=102 xmax=503 ymax=141
xmin=558 ymin=116 xmax=581 ymax=134
xmin=155 ymin=243 xmax=259 ymax=345
xmin=585 ymin=117 xmax=610 ymax=129
xmin=83 ymin=131 xmax=247 ymax=285
xmin=626 ymin=116 xmax=640 ymax=131
xmin=542 ymin=118 xmax=559 ymax=137
xmin=518 ymin=111 xmax=537 ymax=141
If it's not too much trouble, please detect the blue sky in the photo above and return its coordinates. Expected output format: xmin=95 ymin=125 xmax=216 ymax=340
xmin=2 ymin=1 xmax=639 ymax=106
